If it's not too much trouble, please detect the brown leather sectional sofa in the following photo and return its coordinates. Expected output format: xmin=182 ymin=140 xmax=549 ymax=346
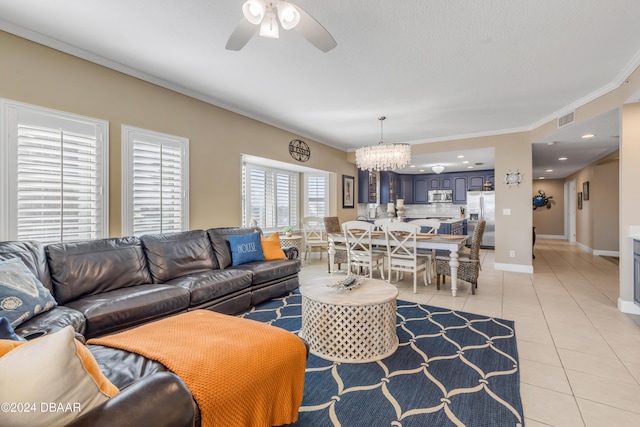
xmin=0 ymin=227 xmax=303 ymax=427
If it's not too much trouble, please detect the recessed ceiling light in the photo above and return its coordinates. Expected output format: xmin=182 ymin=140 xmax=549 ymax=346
xmin=547 ymin=141 xmax=556 ymax=146
xmin=419 ymin=169 xmax=425 ymax=172
xmin=558 ymin=157 xmax=568 ymax=161
xmin=409 ymin=165 xmax=416 ymax=168
xmin=462 ymin=160 xmax=469 ymax=164
xmin=546 ymin=169 xmax=553 ymax=172
xmin=539 ymin=177 xmax=545 ymax=179
xmin=467 ymin=166 xmax=474 ymax=169
xmin=457 ymin=155 xmax=464 ymax=158
xmin=581 ymin=134 xmax=595 ymax=139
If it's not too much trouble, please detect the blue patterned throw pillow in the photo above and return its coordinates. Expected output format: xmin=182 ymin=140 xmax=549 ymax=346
xmin=0 ymin=258 xmax=57 ymax=327
xmin=228 ymin=232 xmax=265 ymax=266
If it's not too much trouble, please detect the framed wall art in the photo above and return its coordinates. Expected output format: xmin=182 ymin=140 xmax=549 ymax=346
xmin=342 ymin=175 xmax=355 ymax=208
xmin=578 ymin=192 xmax=583 ymax=210
xmin=583 ymin=181 xmax=589 ymax=200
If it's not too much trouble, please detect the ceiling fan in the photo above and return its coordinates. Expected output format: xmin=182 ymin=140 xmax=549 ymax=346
xmin=226 ymin=0 xmax=337 ymax=52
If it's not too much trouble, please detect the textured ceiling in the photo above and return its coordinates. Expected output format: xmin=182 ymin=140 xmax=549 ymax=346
xmin=0 ymin=0 xmax=637 ymax=176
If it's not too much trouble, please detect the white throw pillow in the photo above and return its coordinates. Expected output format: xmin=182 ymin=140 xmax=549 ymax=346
xmin=0 ymin=326 xmax=119 ymax=426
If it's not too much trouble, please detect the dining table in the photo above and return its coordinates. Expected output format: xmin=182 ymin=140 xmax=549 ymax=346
xmin=327 ymin=231 xmax=469 ymax=297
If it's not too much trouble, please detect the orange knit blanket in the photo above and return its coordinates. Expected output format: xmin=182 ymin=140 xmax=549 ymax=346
xmin=88 ymin=310 xmax=307 ymax=427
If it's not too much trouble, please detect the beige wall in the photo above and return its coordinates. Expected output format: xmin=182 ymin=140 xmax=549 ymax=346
xmin=0 ymin=31 xmax=357 ymax=235
xmin=620 ymin=103 xmax=640 ymax=305
xmin=593 ymin=159 xmax=620 ymax=253
xmin=532 ymin=179 xmax=565 ymax=236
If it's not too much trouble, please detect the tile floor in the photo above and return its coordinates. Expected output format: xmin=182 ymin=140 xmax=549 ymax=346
xmin=298 ymin=239 xmax=640 ymax=427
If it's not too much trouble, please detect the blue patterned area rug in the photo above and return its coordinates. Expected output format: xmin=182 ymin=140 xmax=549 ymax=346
xmin=239 ymin=290 xmax=523 ymax=427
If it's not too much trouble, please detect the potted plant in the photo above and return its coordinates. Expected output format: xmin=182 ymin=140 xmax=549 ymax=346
xmin=283 ymin=226 xmax=294 ymax=237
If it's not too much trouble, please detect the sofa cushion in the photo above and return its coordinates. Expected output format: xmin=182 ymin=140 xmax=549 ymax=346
xmin=47 ymin=237 xmax=152 ymax=305
xmin=89 ymin=345 xmax=169 ymax=390
xmin=0 ymin=258 xmax=57 ymax=327
xmin=0 ymin=326 xmax=119 ymax=426
xmin=163 ymin=269 xmax=253 ymax=307
xmin=261 ymin=233 xmax=287 ymax=261
xmin=141 ymin=230 xmax=218 ymax=283
xmin=231 ymin=259 xmax=300 ymax=286
xmin=207 ymin=227 xmax=263 ymax=269
xmin=14 ymin=305 xmax=87 ymax=338
xmin=0 ymin=240 xmax=54 ymax=293
xmin=228 ymin=232 xmax=265 ymax=266
xmin=65 ymin=285 xmax=191 ymax=338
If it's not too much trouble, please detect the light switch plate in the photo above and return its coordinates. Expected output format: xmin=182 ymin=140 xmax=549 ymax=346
xmin=503 ymin=208 xmax=511 ymax=215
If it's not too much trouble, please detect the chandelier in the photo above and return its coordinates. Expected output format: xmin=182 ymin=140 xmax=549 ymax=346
xmin=355 ymin=117 xmax=411 ymax=172
xmin=432 ymin=165 xmax=445 ymax=174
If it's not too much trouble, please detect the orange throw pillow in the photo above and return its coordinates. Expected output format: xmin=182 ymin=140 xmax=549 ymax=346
xmin=261 ymin=233 xmax=287 ymax=261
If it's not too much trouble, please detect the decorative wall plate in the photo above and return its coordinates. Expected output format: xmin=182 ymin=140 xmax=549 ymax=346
xmin=289 ymin=139 xmax=310 ymax=162
xmin=504 ymin=170 xmax=523 ymax=187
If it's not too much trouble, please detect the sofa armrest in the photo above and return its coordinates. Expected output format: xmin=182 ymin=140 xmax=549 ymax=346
xmin=283 ymin=246 xmax=300 ymax=260
xmin=66 ymin=372 xmax=195 ymax=427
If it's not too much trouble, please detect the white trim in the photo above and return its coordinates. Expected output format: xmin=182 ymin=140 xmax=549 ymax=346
xmin=537 ymin=234 xmax=566 ymax=240
xmin=618 ymin=298 xmax=640 ymax=315
xmin=576 ymin=242 xmax=593 ymax=254
xmin=494 ymin=262 xmax=534 ymax=274
xmin=594 ymin=250 xmax=620 ymax=257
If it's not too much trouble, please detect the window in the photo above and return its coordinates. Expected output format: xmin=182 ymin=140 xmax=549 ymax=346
xmin=0 ymin=99 xmax=108 ymax=243
xmin=243 ymin=163 xmax=298 ymax=231
xmin=305 ymin=173 xmax=329 ymax=217
xmin=122 ymin=126 xmax=189 ymax=236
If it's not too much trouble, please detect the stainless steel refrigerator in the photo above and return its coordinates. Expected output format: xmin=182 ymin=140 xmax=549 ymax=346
xmin=466 ymin=190 xmax=495 ymax=248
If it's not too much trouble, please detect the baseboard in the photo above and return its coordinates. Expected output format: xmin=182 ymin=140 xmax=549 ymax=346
xmin=594 ymin=250 xmax=620 ymax=257
xmin=618 ymin=298 xmax=640 ymax=315
xmin=494 ymin=262 xmax=534 ymax=274
xmin=576 ymin=242 xmax=593 ymax=254
xmin=537 ymin=234 xmax=566 ymax=240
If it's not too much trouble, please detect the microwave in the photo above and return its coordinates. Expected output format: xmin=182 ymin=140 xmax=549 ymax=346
xmin=428 ymin=190 xmax=453 ymax=203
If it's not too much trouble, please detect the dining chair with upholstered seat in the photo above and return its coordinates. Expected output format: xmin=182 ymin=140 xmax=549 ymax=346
xmin=435 ymin=219 xmax=486 ymax=295
xmin=323 ymin=216 xmax=348 ymax=272
xmin=383 ymin=222 xmax=430 ymax=293
xmin=302 ymin=216 xmax=327 ymax=260
xmin=342 ymin=220 xmax=385 ymax=279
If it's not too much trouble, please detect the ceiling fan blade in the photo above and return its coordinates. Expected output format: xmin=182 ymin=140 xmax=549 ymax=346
xmin=292 ymin=5 xmax=337 ymax=52
xmin=225 ymin=17 xmax=258 ymax=51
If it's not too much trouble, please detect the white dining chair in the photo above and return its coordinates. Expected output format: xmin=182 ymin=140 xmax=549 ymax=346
xmin=342 ymin=220 xmax=385 ymax=279
xmin=302 ymin=216 xmax=327 ymax=260
xmin=383 ymin=222 xmax=430 ymax=293
xmin=407 ymin=219 xmax=441 ymax=234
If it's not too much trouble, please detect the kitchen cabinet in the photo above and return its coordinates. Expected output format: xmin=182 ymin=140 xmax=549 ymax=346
xmin=468 ymin=175 xmax=485 ymax=190
xmin=453 ymin=176 xmax=467 ymax=204
xmin=427 ymin=175 xmax=452 ymax=190
xmin=357 ymin=169 xmax=377 ymax=203
xmin=400 ymin=175 xmax=414 ymax=204
xmin=380 ymin=171 xmax=400 ymax=204
xmin=428 ymin=177 xmax=440 ymax=190
xmin=635 ymin=240 xmax=640 ymax=305
xmin=413 ymin=176 xmax=429 ymax=204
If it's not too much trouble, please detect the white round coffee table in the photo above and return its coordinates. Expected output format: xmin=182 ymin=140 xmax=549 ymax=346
xmin=299 ymin=277 xmax=399 ymax=363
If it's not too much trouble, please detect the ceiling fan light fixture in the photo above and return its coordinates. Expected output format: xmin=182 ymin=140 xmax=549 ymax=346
xmin=259 ymin=9 xmax=279 ymax=38
xmin=277 ymin=2 xmax=300 ymax=29
xmin=242 ymin=0 xmax=266 ymax=25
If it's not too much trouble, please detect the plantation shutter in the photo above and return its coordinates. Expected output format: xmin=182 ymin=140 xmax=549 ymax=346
xmin=122 ymin=126 xmax=189 ymax=236
xmin=306 ymin=174 xmax=328 ymax=217
xmin=1 ymin=100 xmax=108 ymax=243
xmin=245 ymin=164 xmax=298 ymax=230
xmin=16 ymin=125 xmax=100 ymax=243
